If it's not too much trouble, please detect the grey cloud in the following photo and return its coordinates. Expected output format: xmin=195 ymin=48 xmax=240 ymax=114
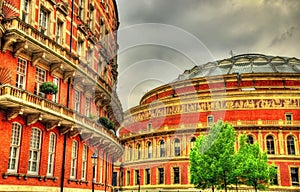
xmin=116 ymin=0 xmax=300 ymax=109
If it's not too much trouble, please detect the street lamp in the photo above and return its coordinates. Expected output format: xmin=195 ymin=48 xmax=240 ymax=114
xmin=91 ymin=152 xmax=98 ymax=192
xmin=137 ymin=174 xmax=141 ymax=192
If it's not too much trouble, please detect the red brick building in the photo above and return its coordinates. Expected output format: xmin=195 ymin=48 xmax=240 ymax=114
xmin=117 ymin=54 xmax=300 ymax=191
xmin=0 ymin=0 xmax=123 ymax=191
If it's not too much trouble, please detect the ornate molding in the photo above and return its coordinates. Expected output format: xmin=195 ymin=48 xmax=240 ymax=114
xmin=27 ymin=113 xmax=42 ymax=126
xmin=50 ymin=63 xmax=63 ymax=76
xmin=31 ymin=52 xmax=45 ymax=66
xmin=6 ymin=107 xmax=23 ymax=120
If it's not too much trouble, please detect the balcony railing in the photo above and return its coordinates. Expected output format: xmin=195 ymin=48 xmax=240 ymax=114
xmin=3 ymin=17 xmax=114 ymax=94
xmin=0 ymin=85 xmax=123 ymax=157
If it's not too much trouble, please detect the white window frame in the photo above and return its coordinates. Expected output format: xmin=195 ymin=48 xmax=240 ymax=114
xmin=74 ymin=90 xmax=81 ymax=113
xmin=16 ymin=58 xmax=27 ymax=89
xmin=21 ymin=0 xmax=30 ymax=22
xmin=77 ymin=39 xmax=84 ymax=57
xmin=35 ymin=67 xmax=46 ymax=95
xmin=78 ymin=0 xmax=85 ymax=20
xmin=82 ymin=144 xmax=87 ymax=180
xmin=56 ymin=20 xmax=63 ymax=44
xmin=28 ymin=128 xmax=42 ymax=174
xmin=70 ymin=140 xmax=78 ymax=179
xmin=39 ymin=7 xmax=49 ymax=35
xmin=85 ymin=97 xmax=91 ymax=116
xmin=8 ymin=123 xmax=22 ymax=173
xmin=47 ymin=132 xmax=56 ymax=176
xmin=52 ymin=77 xmax=60 ymax=103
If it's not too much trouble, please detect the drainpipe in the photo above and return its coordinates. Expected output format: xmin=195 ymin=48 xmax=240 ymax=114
xmin=104 ymin=151 xmax=108 ymax=192
xmin=70 ymin=0 xmax=75 ymax=52
xmin=60 ymin=0 xmax=74 ymax=190
xmin=60 ymin=133 xmax=67 ymax=192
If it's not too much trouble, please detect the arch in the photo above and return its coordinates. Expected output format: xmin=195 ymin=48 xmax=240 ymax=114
xmin=190 ymin=136 xmax=196 ymax=149
xmin=266 ymin=135 xmax=275 ymax=154
xmin=147 ymin=141 xmax=152 ymax=158
xmin=128 ymin=145 xmax=133 ymax=161
xmin=286 ymin=135 xmax=296 ymax=155
xmin=174 ymin=138 xmax=181 ymax=156
xmin=159 ymin=140 xmax=165 ymax=157
xmin=247 ymin=134 xmax=254 ymax=144
xmin=136 ymin=143 xmax=141 ymax=160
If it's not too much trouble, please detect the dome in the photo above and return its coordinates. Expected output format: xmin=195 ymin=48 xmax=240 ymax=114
xmin=176 ymin=53 xmax=300 ymax=81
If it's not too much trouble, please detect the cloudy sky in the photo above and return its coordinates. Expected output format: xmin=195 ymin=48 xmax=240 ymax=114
xmin=115 ymin=0 xmax=300 ymax=110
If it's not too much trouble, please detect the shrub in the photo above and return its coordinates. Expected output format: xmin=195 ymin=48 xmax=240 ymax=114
xmin=40 ymin=82 xmax=58 ymax=95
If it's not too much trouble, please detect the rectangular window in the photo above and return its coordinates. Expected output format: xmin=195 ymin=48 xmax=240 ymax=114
xmin=74 ymin=90 xmax=81 ymax=113
xmin=272 ymin=167 xmax=278 ymax=185
xmin=112 ymin=172 xmax=117 ymax=186
xmin=82 ymin=144 xmax=87 ymax=180
xmin=16 ymin=58 xmax=27 ymax=89
xmin=47 ymin=133 xmax=56 ymax=176
xmin=28 ymin=128 xmax=42 ymax=174
xmin=77 ymin=40 xmax=84 ymax=57
xmin=22 ymin=0 xmax=30 ymax=22
xmin=8 ymin=123 xmax=22 ymax=172
xmin=207 ymin=115 xmax=214 ymax=126
xmin=145 ymin=169 xmax=150 ymax=185
xmin=127 ymin=170 xmax=130 ymax=186
xmin=70 ymin=141 xmax=78 ymax=178
xmin=291 ymin=167 xmax=299 ymax=186
xmin=135 ymin=170 xmax=140 ymax=185
xmin=87 ymin=48 xmax=94 ymax=66
xmin=35 ymin=67 xmax=46 ymax=95
xmin=56 ymin=21 xmax=63 ymax=44
xmin=286 ymin=114 xmax=292 ymax=124
xmin=158 ymin=168 xmax=164 ymax=184
xmin=78 ymin=0 xmax=84 ymax=20
xmin=173 ymin=167 xmax=180 ymax=184
xmin=52 ymin=77 xmax=59 ymax=103
xmin=85 ymin=97 xmax=90 ymax=116
xmin=39 ymin=8 xmax=48 ymax=35
xmin=88 ymin=6 xmax=94 ymax=30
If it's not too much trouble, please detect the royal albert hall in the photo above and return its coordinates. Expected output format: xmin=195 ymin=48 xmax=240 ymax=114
xmin=0 ymin=0 xmax=123 ymax=192
xmin=117 ymin=54 xmax=300 ymax=191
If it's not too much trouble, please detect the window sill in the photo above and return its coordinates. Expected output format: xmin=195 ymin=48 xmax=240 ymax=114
xmin=68 ymin=178 xmax=89 ymax=185
xmin=2 ymin=172 xmax=57 ymax=182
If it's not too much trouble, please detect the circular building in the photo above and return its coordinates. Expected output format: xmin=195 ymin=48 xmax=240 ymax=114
xmin=118 ymin=54 xmax=300 ymax=191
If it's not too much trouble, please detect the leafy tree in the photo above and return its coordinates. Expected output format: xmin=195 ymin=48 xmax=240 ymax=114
xmin=190 ymin=121 xmax=236 ymax=192
xmin=237 ymin=135 xmax=277 ymax=192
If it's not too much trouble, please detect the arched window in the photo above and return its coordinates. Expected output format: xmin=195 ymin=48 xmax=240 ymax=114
xmin=28 ymin=128 xmax=42 ymax=174
xmin=8 ymin=122 xmax=22 ymax=173
xmin=174 ymin=138 xmax=181 ymax=156
xmin=47 ymin=132 xmax=56 ymax=176
xmin=128 ymin=145 xmax=132 ymax=161
xmin=70 ymin=140 xmax=78 ymax=178
xmin=287 ymin=135 xmax=296 ymax=155
xmin=247 ymin=135 xmax=254 ymax=144
xmin=266 ymin=135 xmax=275 ymax=154
xmin=190 ymin=137 xmax=196 ymax=149
xmin=137 ymin=144 xmax=141 ymax=160
xmin=147 ymin=142 xmax=152 ymax=158
xmin=160 ymin=140 xmax=165 ymax=157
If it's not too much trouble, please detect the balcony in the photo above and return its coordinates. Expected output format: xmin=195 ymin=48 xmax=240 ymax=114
xmin=121 ymin=120 xmax=300 ymax=140
xmin=1 ymin=17 xmax=123 ymax=128
xmin=0 ymin=84 xmax=123 ymax=159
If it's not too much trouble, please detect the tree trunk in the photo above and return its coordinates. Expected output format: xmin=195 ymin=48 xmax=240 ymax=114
xmin=212 ymin=186 xmax=215 ymax=192
xmin=235 ymin=181 xmax=238 ymax=192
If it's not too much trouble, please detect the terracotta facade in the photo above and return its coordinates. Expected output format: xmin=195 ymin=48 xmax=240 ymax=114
xmin=117 ymin=54 xmax=300 ymax=191
xmin=0 ymin=0 xmax=123 ymax=191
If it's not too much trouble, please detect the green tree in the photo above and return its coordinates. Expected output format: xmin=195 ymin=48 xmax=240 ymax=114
xmin=237 ymin=135 xmax=277 ymax=192
xmin=190 ymin=121 xmax=236 ymax=192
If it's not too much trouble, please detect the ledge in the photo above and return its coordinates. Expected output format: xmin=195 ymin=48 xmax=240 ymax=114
xmin=2 ymin=172 xmax=58 ymax=182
